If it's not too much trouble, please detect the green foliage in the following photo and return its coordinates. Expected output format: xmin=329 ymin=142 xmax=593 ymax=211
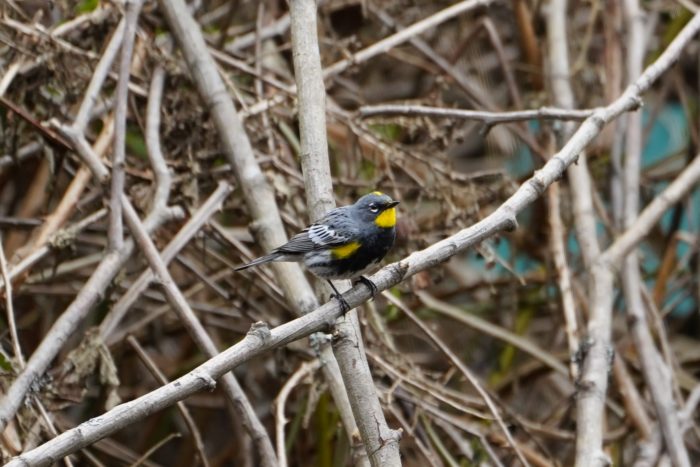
xmin=368 ymin=123 xmax=402 ymax=141
xmin=75 ymin=0 xmax=100 ymax=14
xmin=314 ymin=393 xmax=339 ymax=467
xmin=0 ymin=353 xmax=13 ymax=372
xmin=126 ymin=125 xmax=148 ymax=160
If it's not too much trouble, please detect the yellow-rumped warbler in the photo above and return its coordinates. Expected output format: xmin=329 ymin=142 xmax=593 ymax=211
xmin=235 ymin=192 xmax=399 ymax=311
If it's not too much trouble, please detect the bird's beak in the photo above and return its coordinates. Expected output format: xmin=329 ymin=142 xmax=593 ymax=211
xmin=384 ymin=201 xmax=400 ymax=210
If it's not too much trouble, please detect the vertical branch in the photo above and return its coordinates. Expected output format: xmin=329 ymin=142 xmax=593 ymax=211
xmin=547 ymin=1 xmax=615 ymax=465
xmin=289 ymin=1 xmax=402 ymax=465
xmin=290 ymin=0 xmax=334 ymax=218
xmin=274 ymin=360 xmax=320 ymax=467
xmin=144 ymin=46 xmax=173 ymax=215
xmin=109 ymin=0 xmax=143 ymax=250
xmin=0 ymin=235 xmax=24 ymax=366
xmin=546 ymin=182 xmax=579 ymax=378
xmin=620 ymin=0 xmax=690 ymax=465
xmin=73 ymin=20 xmax=126 ymax=133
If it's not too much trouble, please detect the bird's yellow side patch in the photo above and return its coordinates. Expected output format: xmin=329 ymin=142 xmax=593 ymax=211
xmin=374 ymin=207 xmax=396 ymax=228
xmin=331 ymin=241 xmax=361 ymax=259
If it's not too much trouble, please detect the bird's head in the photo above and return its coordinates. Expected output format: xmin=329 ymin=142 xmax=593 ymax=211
xmin=352 ymin=192 xmax=400 ymax=228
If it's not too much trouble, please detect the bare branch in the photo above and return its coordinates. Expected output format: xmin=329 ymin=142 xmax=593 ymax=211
xmin=618 ymin=0 xmax=690 ymax=463
xmin=603 ymin=154 xmax=700 ymax=264
xmin=359 ymin=104 xmax=594 ymax=125
xmin=0 ymin=234 xmax=23 ymax=366
xmin=121 ymin=195 xmax=278 ymax=466
xmin=546 ymin=0 xmax=614 ymax=463
xmin=0 ymin=124 xmax=184 ymax=434
xmin=547 ymin=182 xmax=580 ymax=378
xmin=73 ymin=20 xmax=126 ymax=133
xmin=109 ymin=0 xmax=143 ymax=251
xmin=274 ymin=360 xmax=319 ymax=467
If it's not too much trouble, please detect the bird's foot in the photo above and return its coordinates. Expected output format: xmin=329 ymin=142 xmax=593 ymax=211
xmin=355 ymin=275 xmax=378 ymax=297
xmin=331 ymin=293 xmax=351 ymax=314
xmin=327 ymin=280 xmax=351 ymax=314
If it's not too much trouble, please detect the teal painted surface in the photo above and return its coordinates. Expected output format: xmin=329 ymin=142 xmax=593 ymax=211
xmin=477 ymin=104 xmax=696 ymax=316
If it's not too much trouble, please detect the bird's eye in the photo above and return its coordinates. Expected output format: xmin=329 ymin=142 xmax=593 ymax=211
xmin=369 ymin=203 xmax=379 ymax=213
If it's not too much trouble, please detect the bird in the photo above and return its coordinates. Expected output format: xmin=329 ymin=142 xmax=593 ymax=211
xmin=235 ymin=192 xmax=400 ymax=311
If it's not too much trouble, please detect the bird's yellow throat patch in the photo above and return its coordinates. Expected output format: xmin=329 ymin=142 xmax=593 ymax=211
xmin=331 ymin=241 xmax=361 ymax=259
xmin=374 ymin=207 xmax=397 ymax=228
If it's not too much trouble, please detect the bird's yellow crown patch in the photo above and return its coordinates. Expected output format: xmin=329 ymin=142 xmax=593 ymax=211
xmin=331 ymin=241 xmax=361 ymax=259
xmin=374 ymin=207 xmax=396 ymax=228
xmin=372 ymin=191 xmax=384 ymax=196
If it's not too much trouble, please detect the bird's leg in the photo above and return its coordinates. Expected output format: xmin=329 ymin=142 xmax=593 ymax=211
xmin=326 ymin=280 xmax=350 ymax=313
xmin=355 ymin=275 xmax=378 ymax=297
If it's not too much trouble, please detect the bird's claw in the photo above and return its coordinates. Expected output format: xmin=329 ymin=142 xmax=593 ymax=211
xmin=355 ymin=275 xmax=378 ymax=297
xmin=331 ymin=293 xmax=351 ymax=314
xmin=326 ymin=280 xmax=351 ymax=314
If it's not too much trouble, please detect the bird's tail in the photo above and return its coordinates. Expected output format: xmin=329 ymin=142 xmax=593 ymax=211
xmin=234 ymin=253 xmax=280 ymax=271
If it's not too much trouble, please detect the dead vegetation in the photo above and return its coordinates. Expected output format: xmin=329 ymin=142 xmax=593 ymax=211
xmin=0 ymin=0 xmax=699 ymax=466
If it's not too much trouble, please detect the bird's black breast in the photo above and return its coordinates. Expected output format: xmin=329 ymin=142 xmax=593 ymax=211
xmin=332 ymin=226 xmax=395 ymax=278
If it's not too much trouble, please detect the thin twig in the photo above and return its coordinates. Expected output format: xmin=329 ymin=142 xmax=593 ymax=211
xmin=144 ymin=41 xmax=173 ymax=214
xmin=603 ymin=153 xmax=700 ymax=264
xmin=73 ymin=20 xmax=126 ymax=133
xmin=274 ymin=360 xmax=319 ymax=467
xmin=611 ymin=355 xmax=653 ymax=440
xmin=546 ymin=182 xmax=580 ymax=378
xmin=358 ymin=104 xmax=594 ymax=125
xmin=0 ymin=234 xmax=24 ymax=366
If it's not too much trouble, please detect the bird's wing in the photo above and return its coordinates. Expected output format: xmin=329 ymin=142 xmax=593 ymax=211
xmin=307 ymin=223 xmax=352 ymax=246
xmin=276 ymin=213 xmax=353 ymax=254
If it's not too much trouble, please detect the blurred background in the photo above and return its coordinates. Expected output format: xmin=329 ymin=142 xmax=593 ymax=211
xmin=0 ymin=0 xmax=699 ymax=465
